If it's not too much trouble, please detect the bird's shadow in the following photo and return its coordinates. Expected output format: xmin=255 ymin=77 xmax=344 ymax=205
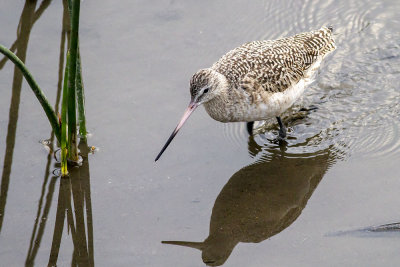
xmin=163 ymin=139 xmax=336 ymax=266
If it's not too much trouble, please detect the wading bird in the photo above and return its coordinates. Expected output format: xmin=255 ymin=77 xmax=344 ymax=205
xmin=155 ymin=26 xmax=336 ymax=161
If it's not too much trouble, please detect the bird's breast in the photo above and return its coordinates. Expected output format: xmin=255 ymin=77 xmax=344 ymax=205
xmin=204 ymin=80 xmax=308 ymax=122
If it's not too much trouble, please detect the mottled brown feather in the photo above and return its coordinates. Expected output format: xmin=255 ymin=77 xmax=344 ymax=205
xmin=211 ymin=27 xmax=336 ymax=93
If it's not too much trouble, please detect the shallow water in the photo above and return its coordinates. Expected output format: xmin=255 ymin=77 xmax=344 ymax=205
xmin=0 ymin=0 xmax=400 ymax=266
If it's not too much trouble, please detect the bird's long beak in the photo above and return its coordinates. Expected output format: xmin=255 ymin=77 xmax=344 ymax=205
xmin=155 ymin=101 xmax=198 ymax=161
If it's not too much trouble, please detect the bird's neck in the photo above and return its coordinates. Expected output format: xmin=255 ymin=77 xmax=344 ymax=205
xmin=203 ymin=83 xmax=250 ymax=122
xmin=203 ymin=94 xmax=229 ymax=122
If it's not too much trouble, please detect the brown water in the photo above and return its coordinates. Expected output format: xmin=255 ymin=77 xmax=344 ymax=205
xmin=0 ymin=0 xmax=400 ymax=266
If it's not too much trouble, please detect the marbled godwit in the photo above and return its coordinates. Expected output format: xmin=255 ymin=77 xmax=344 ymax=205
xmin=155 ymin=26 xmax=336 ymax=161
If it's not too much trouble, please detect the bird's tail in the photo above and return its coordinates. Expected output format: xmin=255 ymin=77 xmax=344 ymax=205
xmin=319 ymin=26 xmax=336 ymax=55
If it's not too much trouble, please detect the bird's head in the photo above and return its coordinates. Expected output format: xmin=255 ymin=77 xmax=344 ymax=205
xmin=155 ymin=68 xmax=228 ymax=161
xmin=189 ymin=68 xmax=225 ymax=105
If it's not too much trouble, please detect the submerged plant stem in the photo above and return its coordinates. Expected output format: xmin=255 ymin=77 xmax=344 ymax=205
xmin=0 ymin=44 xmax=61 ymax=143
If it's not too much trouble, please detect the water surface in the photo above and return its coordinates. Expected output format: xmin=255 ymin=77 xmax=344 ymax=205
xmin=0 ymin=0 xmax=400 ymax=266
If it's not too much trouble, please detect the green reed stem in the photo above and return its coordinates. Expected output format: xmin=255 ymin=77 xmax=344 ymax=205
xmin=67 ymin=0 xmax=81 ymax=162
xmin=67 ymin=0 xmax=72 ymax=17
xmin=76 ymin=50 xmax=87 ymax=141
xmin=67 ymin=0 xmax=86 ymax=141
xmin=61 ymin=53 xmax=70 ymax=176
xmin=0 ymin=44 xmax=61 ymax=143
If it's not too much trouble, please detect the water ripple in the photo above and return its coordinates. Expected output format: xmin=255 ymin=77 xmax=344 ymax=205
xmin=221 ymin=0 xmax=400 ymax=162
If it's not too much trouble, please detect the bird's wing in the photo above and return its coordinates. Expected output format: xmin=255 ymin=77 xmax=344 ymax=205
xmin=239 ymin=50 xmax=317 ymax=93
xmin=214 ymin=27 xmax=336 ymax=93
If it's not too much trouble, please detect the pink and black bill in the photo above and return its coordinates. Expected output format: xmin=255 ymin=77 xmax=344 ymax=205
xmin=155 ymin=102 xmax=197 ymax=161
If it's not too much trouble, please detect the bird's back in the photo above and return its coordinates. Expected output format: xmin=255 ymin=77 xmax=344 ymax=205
xmin=211 ymin=26 xmax=336 ymax=93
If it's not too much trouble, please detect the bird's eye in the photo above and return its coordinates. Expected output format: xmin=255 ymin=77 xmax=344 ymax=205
xmin=203 ymin=88 xmax=209 ymax=94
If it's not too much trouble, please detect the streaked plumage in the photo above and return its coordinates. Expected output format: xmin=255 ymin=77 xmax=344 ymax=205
xmin=155 ymin=27 xmax=336 ymax=161
xmin=199 ymin=26 xmax=335 ymax=122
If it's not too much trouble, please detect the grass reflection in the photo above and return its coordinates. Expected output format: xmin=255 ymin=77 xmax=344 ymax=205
xmin=48 ymin=141 xmax=94 ymax=266
xmin=0 ymin=0 xmax=50 ymax=234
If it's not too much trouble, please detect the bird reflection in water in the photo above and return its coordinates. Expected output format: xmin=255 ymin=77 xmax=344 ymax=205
xmin=163 ymin=136 xmax=336 ymax=266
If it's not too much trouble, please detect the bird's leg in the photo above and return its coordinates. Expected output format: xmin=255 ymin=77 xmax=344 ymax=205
xmin=246 ymin=121 xmax=254 ymax=135
xmin=276 ymin=117 xmax=286 ymax=139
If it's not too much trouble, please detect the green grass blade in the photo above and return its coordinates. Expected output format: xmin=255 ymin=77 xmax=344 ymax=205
xmin=67 ymin=0 xmax=86 ymax=141
xmin=67 ymin=0 xmax=72 ymax=17
xmin=76 ymin=50 xmax=87 ymax=141
xmin=67 ymin=0 xmax=81 ymax=162
xmin=0 ymin=44 xmax=61 ymax=143
xmin=61 ymin=53 xmax=70 ymax=176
